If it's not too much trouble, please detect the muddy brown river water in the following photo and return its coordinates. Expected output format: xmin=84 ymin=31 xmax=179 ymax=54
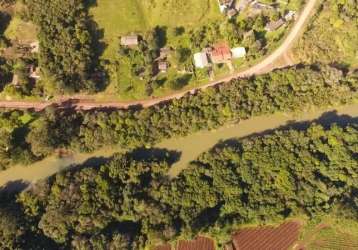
xmin=0 ymin=103 xmax=357 ymax=190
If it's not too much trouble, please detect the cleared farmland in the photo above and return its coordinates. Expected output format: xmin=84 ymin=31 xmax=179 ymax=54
xmin=231 ymin=221 xmax=302 ymax=250
xmin=305 ymin=226 xmax=358 ymax=250
xmin=176 ymin=236 xmax=215 ymax=250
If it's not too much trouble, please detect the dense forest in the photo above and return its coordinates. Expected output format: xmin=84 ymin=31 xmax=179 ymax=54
xmin=1 ymin=123 xmax=357 ymax=249
xmin=22 ymin=0 xmax=102 ymax=94
xmin=0 ymin=65 xmax=357 ymax=170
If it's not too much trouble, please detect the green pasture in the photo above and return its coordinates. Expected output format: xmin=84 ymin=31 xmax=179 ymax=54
xmin=90 ymin=0 xmax=222 ymax=59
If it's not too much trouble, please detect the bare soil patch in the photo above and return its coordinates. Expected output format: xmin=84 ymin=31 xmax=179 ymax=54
xmin=232 ymin=221 xmax=302 ymax=250
xmin=177 ymin=236 xmax=215 ymax=250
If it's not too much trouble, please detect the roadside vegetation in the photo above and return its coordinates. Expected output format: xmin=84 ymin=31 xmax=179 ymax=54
xmin=0 ymin=123 xmax=356 ymax=249
xmin=0 ymin=64 xmax=356 ymax=170
xmin=293 ymin=0 xmax=358 ymax=68
xmin=92 ymin=0 xmax=301 ymax=99
xmin=0 ymin=0 xmax=303 ymax=99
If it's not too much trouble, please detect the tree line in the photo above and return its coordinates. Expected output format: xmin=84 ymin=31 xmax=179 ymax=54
xmin=22 ymin=0 xmax=102 ymax=94
xmin=0 ymin=64 xmax=357 ymax=170
xmin=0 ymin=123 xmax=357 ymax=249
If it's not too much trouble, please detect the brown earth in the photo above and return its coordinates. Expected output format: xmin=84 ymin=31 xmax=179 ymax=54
xmin=176 ymin=236 xmax=215 ymax=250
xmin=232 ymin=221 xmax=302 ymax=250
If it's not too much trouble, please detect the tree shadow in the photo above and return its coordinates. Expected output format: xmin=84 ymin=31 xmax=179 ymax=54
xmin=0 ymin=11 xmax=11 ymax=34
xmin=154 ymin=26 xmax=168 ymax=48
xmin=214 ymin=111 xmax=358 ymax=150
xmin=84 ymin=0 xmax=109 ymax=91
xmin=129 ymin=147 xmax=182 ymax=165
xmin=0 ymin=180 xmax=30 ymax=194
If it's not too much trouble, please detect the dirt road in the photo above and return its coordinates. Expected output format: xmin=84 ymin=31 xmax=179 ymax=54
xmin=0 ymin=0 xmax=317 ymax=111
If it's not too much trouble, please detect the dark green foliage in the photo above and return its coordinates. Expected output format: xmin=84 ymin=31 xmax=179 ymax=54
xmin=8 ymin=124 xmax=358 ymax=249
xmin=23 ymin=0 xmax=100 ymax=93
xmin=18 ymin=153 xmax=173 ymax=248
xmin=160 ymin=124 xmax=358 ymax=233
xmin=0 ymin=56 xmax=12 ymax=90
xmin=0 ymin=110 xmax=37 ymax=170
xmin=0 ymin=65 xmax=357 ymax=170
xmin=76 ymin=65 xmax=357 ymax=152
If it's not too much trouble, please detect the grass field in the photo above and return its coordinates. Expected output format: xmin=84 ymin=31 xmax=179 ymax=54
xmin=293 ymin=0 xmax=358 ymax=68
xmin=90 ymin=0 xmax=222 ymax=60
xmin=2 ymin=3 xmax=37 ymax=43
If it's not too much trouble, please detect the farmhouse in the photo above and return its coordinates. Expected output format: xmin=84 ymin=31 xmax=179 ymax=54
xmin=210 ymin=43 xmax=232 ymax=64
xmin=120 ymin=35 xmax=139 ymax=46
xmin=194 ymin=52 xmax=209 ymax=68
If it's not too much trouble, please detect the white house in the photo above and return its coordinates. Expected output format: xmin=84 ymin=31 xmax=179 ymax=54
xmin=231 ymin=47 xmax=246 ymax=58
xmin=194 ymin=52 xmax=209 ymax=68
xmin=218 ymin=0 xmax=235 ymax=13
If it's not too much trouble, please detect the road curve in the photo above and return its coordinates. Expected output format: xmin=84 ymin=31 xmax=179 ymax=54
xmin=0 ymin=0 xmax=317 ymax=111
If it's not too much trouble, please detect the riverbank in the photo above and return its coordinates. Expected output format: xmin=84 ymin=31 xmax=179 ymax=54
xmin=0 ymin=103 xmax=357 ymax=191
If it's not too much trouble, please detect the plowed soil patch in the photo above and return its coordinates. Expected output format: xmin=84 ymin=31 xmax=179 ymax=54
xmin=232 ymin=221 xmax=302 ymax=250
xmin=177 ymin=236 xmax=215 ymax=250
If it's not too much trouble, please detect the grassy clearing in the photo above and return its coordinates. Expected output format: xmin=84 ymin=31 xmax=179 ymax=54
xmin=90 ymin=0 xmax=222 ymax=60
xmin=293 ymin=0 xmax=358 ymax=68
xmin=3 ymin=3 xmax=37 ymax=42
xmin=297 ymin=215 xmax=358 ymax=250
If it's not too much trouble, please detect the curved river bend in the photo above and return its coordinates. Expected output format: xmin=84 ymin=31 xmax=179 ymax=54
xmin=0 ymin=104 xmax=357 ymax=189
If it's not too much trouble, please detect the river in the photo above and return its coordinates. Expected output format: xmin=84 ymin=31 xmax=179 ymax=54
xmin=0 ymin=103 xmax=357 ymax=190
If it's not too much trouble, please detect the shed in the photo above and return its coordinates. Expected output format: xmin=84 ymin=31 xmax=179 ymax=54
xmin=120 ymin=35 xmax=139 ymax=46
xmin=30 ymin=41 xmax=39 ymax=53
xmin=11 ymin=74 xmax=19 ymax=86
xmin=158 ymin=61 xmax=169 ymax=72
xmin=194 ymin=52 xmax=209 ymax=68
xmin=265 ymin=19 xmax=285 ymax=31
xmin=227 ymin=8 xmax=238 ymax=18
xmin=231 ymin=47 xmax=246 ymax=58
xmin=29 ymin=66 xmax=41 ymax=79
xmin=284 ymin=10 xmax=296 ymax=21
xmin=210 ymin=43 xmax=232 ymax=64
xmin=218 ymin=0 xmax=234 ymax=12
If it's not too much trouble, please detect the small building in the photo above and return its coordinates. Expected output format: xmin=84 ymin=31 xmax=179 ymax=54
xmin=284 ymin=10 xmax=296 ymax=21
xmin=210 ymin=43 xmax=232 ymax=64
xmin=120 ymin=35 xmax=139 ymax=46
xmin=237 ymin=0 xmax=254 ymax=11
xmin=194 ymin=52 xmax=209 ymax=68
xmin=251 ymin=1 xmax=274 ymax=10
xmin=227 ymin=8 xmax=238 ymax=18
xmin=158 ymin=61 xmax=169 ymax=73
xmin=30 ymin=41 xmax=39 ymax=53
xmin=218 ymin=0 xmax=235 ymax=13
xmin=29 ymin=66 xmax=41 ymax=80
xmin=265 ymin=19 xmax=285 ymax=32
xmin=231 ymin=47 xmax=246 ymax=58
xmin=11 ymin=74 xmax=19 ymax=86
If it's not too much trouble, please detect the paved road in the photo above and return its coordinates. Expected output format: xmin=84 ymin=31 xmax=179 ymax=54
xmin=0 ymin=0 xmax=317 ymax=111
